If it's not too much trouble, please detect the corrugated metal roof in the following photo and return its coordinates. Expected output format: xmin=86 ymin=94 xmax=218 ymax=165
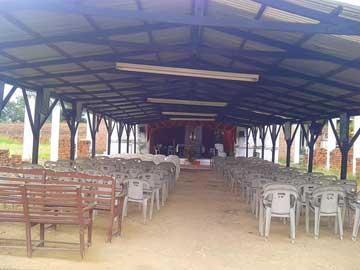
xmin=0 ymin=0 xmax=360 ymax=125
xmin=261 ymin=7 xmax=319 ymax=23
xmin=208 ymin=0 xmax=261 ymax=19
xmin=203 ymin=28 xmax=244 ymax=48
xmin=280 ymin=59 xmax=340 ymax=76
xmin=302 ymin=34 xmax=360 ymax=60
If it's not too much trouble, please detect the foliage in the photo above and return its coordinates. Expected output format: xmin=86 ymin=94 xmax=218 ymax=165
xmin=0 ymin=135 xmax=50 ymax=162
xmin=0 ymin=96 xmax=25 ymax=123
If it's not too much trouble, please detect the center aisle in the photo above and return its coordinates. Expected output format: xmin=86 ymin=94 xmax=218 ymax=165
xmin=1 ymin=169 xmax=360 ymax=270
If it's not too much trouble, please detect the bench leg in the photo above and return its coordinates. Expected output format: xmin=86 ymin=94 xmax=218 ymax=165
xmin=26 ymin=223 xmax=32 ymax=258
xmin=39 ymin=224 xmax=45 ymax=247
xmin=79 ymin=227 xmax=85 ymax=259
xmin=107 ymin=216 xmax=114 ymax=243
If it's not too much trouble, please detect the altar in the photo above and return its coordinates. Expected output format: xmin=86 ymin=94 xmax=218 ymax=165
xmin=147 ymin=121 xmax=236 ymax=158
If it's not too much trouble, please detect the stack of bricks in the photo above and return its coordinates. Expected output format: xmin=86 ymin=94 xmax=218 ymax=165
xmin=9 ymin=155 xmax=22 ymax=166
xmin=313 ymin=148 xmax=327 ymax=167
xmin=330 ymin=148 xmax=353 ymax=172
xmin=78 ymin=140 xmax=90 ymax=159
xmin=0 ymin=150 xmax=10 ymax=166
xmin=58 ymin=138 xmax=71 ymax=160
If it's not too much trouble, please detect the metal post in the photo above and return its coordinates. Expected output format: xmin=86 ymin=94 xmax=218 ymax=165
xmin=61 ymin=100 xmax=80 ymax=161
xmin=86 ymin=111 xmax=101 ymax=158
xmin=117 ymin=122 xmax=124 ymax=154
xmin=283 ymin=122 xmax=299 ymax=168
xmin=251 ymin=127 xmax=258 ymax=157
xmin=133 ymin=124 xmax=137 ymax=154
xmin=270 ymin=124 xmax=280 ymax=163
xmin=339 ymin=113 xmax=350 ymax=180
xmin=245 ymin=128 xmax=249 ymax=158
xmin=259 ymin=126 xmax=268 ymax=160
xmin=126 ymin=124 xmax=130 ymax=154
xmin=0 ymin=82 xmax=4 ymax=116
xmin=105 ymin=118 xmax=115 ymax=156
xmin=32 ymin=89 xmax=43 ymax=164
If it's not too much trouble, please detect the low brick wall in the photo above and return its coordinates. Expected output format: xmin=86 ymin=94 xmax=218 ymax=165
xmin=0 ymin=150 xmax=23 ymax=166
xmin=330 ymin=148 xmax=353 ymax=172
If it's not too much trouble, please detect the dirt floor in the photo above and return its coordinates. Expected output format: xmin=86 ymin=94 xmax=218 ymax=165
xmin=1 ymin=169 xmax=360 ymax=270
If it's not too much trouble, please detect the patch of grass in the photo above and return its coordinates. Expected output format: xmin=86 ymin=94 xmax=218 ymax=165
xmin=0 ymin=135 xmax=50 ymax=162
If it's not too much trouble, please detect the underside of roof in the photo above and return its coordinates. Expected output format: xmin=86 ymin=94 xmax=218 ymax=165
xmin=1 ymin=0 xmax=360 ymax=126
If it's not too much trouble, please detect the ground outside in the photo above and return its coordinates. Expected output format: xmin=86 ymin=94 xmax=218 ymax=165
xmin=0 ymin=169 xmax=359 ymax=270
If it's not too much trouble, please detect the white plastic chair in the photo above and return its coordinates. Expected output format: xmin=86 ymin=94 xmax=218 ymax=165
xmin=261 ymin=184 xmax=299 ymax=242
xmin=123 ymin=178 xmax=153 ymax=224
xmin=309 ymin=186 xmax=345 ymax=240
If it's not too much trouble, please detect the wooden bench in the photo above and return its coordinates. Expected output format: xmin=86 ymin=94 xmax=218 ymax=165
xmin=0 ymin=183 xmax=28 ymax=251
xmin=0 ymin=183 xmax=93 ymax=258
xmin=25 ymin=184 xmax=93 ymax=258
xmin=45 ymin=170 xmax=126 ymax=242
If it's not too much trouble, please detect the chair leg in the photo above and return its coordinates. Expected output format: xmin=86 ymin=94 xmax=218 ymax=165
xmin=149 ymin=193 xmax=154 ymax=220
xmin=305 ymin=203 xmax=310 ymax=234
xmin=337 ymin=208 xmax=344 ymax=240
xmin=352 ymin=209 xmax=360 ymax=241
xmin=290 ymin=209 xmax=296 ymax=243
xmin=142 ymin=200 xmax=148 ymax=224
xmin=296 ymin=203 xmax=301 ymax=227
xmin=314 ymin=208 xmax=320 ymax=239
xmin=122 ymin=196 xmax=128 ymax=220
xmin=264 ymin=208 xmax=272 ymax=240
xmin=259 ymin=200 xmax=265 ymax=237
xmin=156 ymin=189 xmax=160 ymax=211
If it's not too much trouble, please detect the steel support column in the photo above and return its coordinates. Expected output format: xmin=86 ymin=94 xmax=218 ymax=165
xmin=104 ymin=118 xmax=115 ymax=155
xmin=301 ymin=121 xmax=325 ymax=173
xmin=245 ymin=128 xmax=249 ymax=158
xmin=87 ymin=111 xmax=102 ymax=158
xmin=330 ymin=114 xmax=360 ymax=180
xmin=0 ymin=85 xmax=16 ymax=116
xmin=251 ymin=127 xmax=258 ymax=157
xmin=117 ymin=122 xmax=124 ymax=154
xmin=282 ymin=122 xmax=299 ymax=167
xmin=259 ymin=125 xmax=268 ymax=159
xmin=133 ymin=124 xmax=137 ymax=154
xmin=61 ymin=100 xmax=81 ymax=160
xmin=125 ymin=124 xmax=131 ymax=154
xmin=270 ymin=124 xmax=281 ymax=163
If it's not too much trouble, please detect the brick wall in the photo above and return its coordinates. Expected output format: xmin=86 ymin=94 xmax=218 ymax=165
xmin=278 ymin=128 xmax=297 ymax=162
xmin=330 ymin=148 xmax=353 ymax=172
xmin=0 ymin=121 xmax=108 ymax=160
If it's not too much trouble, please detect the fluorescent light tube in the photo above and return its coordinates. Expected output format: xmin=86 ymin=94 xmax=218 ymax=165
xmin=116 ymin=62 xmax=259 ymax=82
xmin=169 ymin=117 xmax=216 ymax=121
xmin=162 ymin=111 xmax=217 ymax=117
xmin=147 ymin=98 xmax=227 ymax=107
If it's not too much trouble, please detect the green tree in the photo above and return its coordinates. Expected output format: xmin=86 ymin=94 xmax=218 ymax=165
xmin=0 ymin=96 xmax=25 ymax=123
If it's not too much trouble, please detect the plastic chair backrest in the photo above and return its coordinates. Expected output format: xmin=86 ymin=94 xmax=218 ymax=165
xmin=312 ymin=186 xmax=345 ymax=213
xmin=128 ymin=178 xmax=144 ymax=200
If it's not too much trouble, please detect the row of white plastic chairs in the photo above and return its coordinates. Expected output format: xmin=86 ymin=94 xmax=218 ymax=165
xmin=42 ymin=155 xmax=180 ymax=223
xmin=214 ymin=156 xmax=360 ymax=242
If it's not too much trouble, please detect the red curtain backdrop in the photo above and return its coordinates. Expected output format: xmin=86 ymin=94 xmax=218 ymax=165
xmin=223 ymin=128 xmax=236 ymax=154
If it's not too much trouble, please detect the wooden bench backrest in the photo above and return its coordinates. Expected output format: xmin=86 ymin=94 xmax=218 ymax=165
xmin=25 ymin=184 xmax=84 ymax=225
xmin=45 ymin=170 xmax=116 ymax=212
xmin=0 ymin=183 xmax=27 ymax=223
xmin=0 ymin=167 xmax=45 ymax=185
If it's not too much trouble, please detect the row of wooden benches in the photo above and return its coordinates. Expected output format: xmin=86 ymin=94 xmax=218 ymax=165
xmin=0 ymin=167 xmax=126 ymax=258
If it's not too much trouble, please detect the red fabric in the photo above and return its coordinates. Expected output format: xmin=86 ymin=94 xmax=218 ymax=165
xmin=223 ymin=127 xmax=236 ymax=154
